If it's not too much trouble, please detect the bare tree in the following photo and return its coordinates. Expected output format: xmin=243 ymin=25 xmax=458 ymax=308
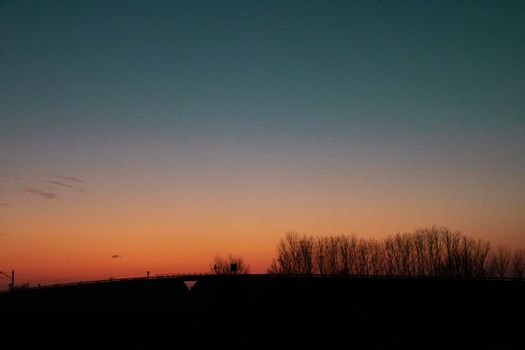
xmin=268 ymin=232 xmax=317 ymax=275
xmin=314 ymin=237 xmax=329 ymax=275
xmin=368 ymin=239 xmax=386 ymax=276
xmin=211 ymin=255 xmax=250 ymax=274
xmin=473 ymin=240 xmax=491 ymax=278
xmin=267 ymin=259 xmax=281 ymax=274
xmin=298 ymin=235 xmax=315 ymax=274
xmin=491 ymin=246 xmax=511 ymax=278
xmin=441 ymin=229 xmax=461 ymax=277
xmin=511 ymin=249 xmax=525 ymax=279
xmin=268 ymin=227 xmax=517 ymax=280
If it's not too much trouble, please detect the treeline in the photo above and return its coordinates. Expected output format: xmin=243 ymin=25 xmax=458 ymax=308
xmin=268 ymin=227 xmax=525 ymax=279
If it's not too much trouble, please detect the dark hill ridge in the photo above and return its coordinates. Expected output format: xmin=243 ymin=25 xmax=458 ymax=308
xmin=1 ymin=276 xmax=523 ymax=349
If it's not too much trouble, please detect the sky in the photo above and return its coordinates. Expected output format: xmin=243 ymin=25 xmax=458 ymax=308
xmin=1 ymin=0 xmax=524 ymax=288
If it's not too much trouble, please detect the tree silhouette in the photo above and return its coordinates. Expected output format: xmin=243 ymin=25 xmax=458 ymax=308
xmin=492 ymin=246 xmax=511 ymax=278
xmin=511 ymin=249 xmax=525 ymax=279
xmin=267 ymin=232 xmax=314 ymax=275
xmin=211 ymin=255 xmax=250 ymax=274
xmin=268 ymin=227 xmax=525 ymax=279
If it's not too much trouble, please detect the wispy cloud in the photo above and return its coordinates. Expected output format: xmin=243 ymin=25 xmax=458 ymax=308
xmin=64 ymin=176 xmax=84 ymax=184
xmin=0 ymin=203 xmax=9 ymax=206
xmin=35 ymin=170 xmax=85 ymax=184
xmin=24 ymin=188 xmax=59 ymax=200
xmin=42 ymin=180 xmax=85 ymax=193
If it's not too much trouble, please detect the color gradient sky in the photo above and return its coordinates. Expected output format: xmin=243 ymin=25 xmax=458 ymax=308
xmin=1 ymin=0 xmax=524 ymax=288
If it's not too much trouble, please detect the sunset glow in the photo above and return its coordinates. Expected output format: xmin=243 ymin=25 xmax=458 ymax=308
xmin=1 ymin=0 xmax=524 ymax=290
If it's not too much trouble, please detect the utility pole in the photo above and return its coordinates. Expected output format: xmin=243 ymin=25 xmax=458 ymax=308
xmin=0 ymin=270 xmax=14 ymax=291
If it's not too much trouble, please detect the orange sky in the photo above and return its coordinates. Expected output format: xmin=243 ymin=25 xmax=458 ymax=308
xmin=1 ymin=165 xmax=524 ymax=290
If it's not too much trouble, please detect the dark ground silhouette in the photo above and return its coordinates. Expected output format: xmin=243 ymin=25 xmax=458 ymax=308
xmin=1 ymin=275 xmax=524 ymax=349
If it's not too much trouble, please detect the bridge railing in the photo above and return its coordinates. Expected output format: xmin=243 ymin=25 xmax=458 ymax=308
xmin=33 ymin=272 xmax=212 ymax=290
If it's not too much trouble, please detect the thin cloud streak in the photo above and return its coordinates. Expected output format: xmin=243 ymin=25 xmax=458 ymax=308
xmin=35 ymin=170 xmax=85 ymax=184
xmin=42 ymin=180 xmax=85 ymax=192
xmin=24 ymin=188 xmax=59 ymax=200
xmin=64 ymin=176 xmax=84 ymax=184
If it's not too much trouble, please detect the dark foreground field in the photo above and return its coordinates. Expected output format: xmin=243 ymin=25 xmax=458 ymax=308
xmin=1 ymin=276 xmax=524 ymax=349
